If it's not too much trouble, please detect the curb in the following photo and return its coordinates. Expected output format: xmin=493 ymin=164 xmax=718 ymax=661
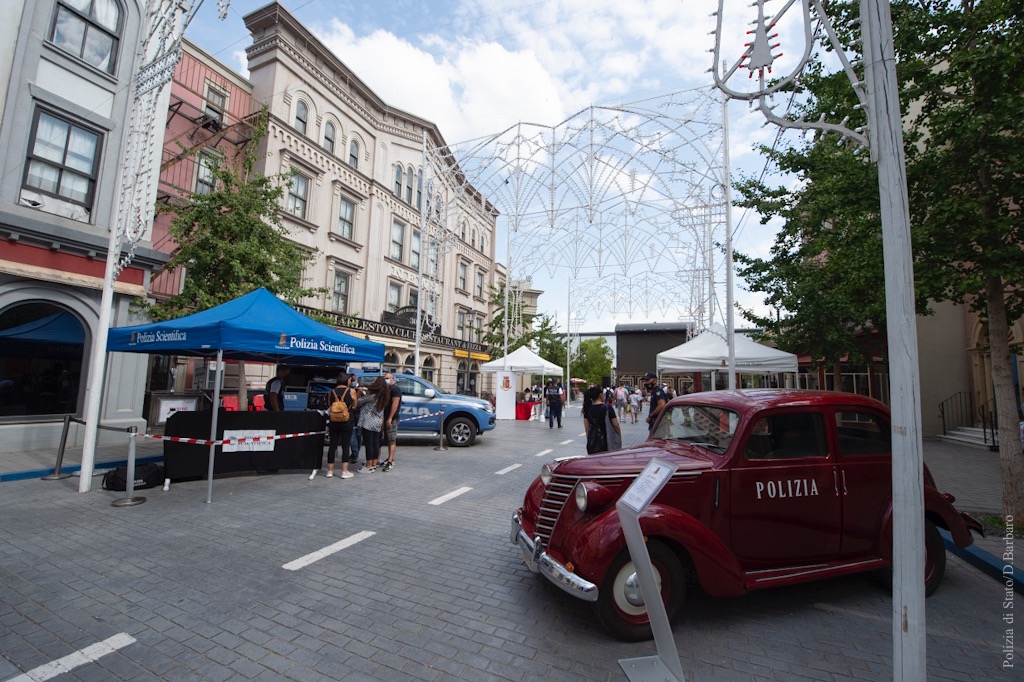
xmin=940 ymin=528 xmax=1023 ymax=595
xmin=0 ymin=455 xmax=164 ymax=483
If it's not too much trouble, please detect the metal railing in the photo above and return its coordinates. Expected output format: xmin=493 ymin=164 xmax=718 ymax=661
xmin=938 ymin=391 xmax=973 ymax=435
xmin=978 ymin=398 xmax=999 ymax=450
xmin=45 ymin=415 xmax=147 ymax=506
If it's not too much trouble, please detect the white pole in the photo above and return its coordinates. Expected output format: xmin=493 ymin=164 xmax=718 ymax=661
xmin=862 ymin=0 xmax=926 ymax=676
xmin=205 ymin=349 xmax=225 ymax=504
xmin=414 ymin=131 xmax=429 ymax=376
xmin=722 ymin=90 xmax=737 ymax=390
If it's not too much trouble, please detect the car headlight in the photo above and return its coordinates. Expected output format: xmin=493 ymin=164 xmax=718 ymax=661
xmin=540 ymin=463 xmax=552 ymax=486
xmin=483 ymin=403 xmax=495 ymax=413
xmin=574 ymin=481 xmax=616 ymax=513
xmin=575 ymin=481 xmax=588 ymax=512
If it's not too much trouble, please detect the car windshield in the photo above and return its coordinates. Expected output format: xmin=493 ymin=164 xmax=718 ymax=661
xmin=651 ymin=404 xmax=739 ymax=454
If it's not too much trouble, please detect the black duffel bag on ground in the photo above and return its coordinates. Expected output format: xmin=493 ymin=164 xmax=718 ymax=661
xmin=101 ymin=463 xmax=165 ymax=491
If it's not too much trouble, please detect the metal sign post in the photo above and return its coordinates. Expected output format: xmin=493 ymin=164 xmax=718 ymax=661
xmin=616 ymin=458 xmax=684 ymax=682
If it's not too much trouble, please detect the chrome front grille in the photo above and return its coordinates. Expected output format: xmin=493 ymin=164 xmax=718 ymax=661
xmin=535 ymin=474 xmax=579 ymax=546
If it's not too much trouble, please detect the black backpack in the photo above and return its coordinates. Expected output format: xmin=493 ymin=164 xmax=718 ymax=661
xmin=102 ymin=463 xmax=165 ymax=491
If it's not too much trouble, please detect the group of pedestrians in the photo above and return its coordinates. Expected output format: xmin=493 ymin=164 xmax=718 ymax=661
xmin=319 ymin=371 xmax=402 ymax=479
xmin=580 ymin=372 xmax=671 ymax=455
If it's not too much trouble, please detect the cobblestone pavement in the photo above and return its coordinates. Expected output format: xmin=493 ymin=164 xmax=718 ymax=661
xmin=0 ymin=412 xmax=1019 ymax=681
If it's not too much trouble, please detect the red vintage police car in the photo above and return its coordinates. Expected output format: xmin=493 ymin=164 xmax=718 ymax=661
xmin=510 ymin=389 xmax=983 ymax=640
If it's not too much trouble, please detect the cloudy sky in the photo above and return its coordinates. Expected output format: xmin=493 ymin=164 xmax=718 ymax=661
xmin=183 ymin=0 xmax=810 ymax=334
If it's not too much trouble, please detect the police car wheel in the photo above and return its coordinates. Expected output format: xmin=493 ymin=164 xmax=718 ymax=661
xmin=445 ymin=416 xmax=476 ymax=447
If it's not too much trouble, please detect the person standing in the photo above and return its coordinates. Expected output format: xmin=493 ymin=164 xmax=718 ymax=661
xmin=265 ymin=366 xmax=290 ymax=411
xmin=614 ymin=382 xmax=628 ymax=422
xmin=544 ymin=378 xmax=565 ymax=429
xmin=628 ymin=387 xmax=642 ymax=424
xmin=643 ymin=372 xmax=669 ymax=432
xmin=380 ymin=372 xmax=403 ymax=472
xmin=324 ymin=373 xmax=357 ymax=479
xmin=583 ymin=387 xmax=621 ymax=454
xmin=356 ymin=377 xmax=389 ymax=472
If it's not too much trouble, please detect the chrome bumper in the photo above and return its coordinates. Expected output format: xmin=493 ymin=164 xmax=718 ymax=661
xmin=510 ymin=510 xmax=599 ymax=603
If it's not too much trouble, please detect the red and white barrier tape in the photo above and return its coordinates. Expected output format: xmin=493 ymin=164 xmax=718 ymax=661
xmin=132 ymin=431 xmax=326 ymax=446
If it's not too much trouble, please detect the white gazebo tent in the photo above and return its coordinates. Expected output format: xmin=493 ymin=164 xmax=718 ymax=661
xmin=657 ymin=323 xmax=798 ymax=387
xmin=482 ymin=346 xmax=562 ymax=419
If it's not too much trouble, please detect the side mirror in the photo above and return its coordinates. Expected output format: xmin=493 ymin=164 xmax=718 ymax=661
xmin=424 ymin=388 xmax=436 ymax=399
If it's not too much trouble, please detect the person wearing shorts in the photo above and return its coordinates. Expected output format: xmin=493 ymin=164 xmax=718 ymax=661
xmin=380 ymin=372 xmax=403 ymax=472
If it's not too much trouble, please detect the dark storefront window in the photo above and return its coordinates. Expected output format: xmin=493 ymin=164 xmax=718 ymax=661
xmin=0 ymin=303 xmax=85 ymax=417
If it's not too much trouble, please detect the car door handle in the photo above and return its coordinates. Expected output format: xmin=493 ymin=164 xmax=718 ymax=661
xmin=840 ymin=469 xmax=848 ymax=496
xmin=833 ymin=469 xmax=840 ymax=496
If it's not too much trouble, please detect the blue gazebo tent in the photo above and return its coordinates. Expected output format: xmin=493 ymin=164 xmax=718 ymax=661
xmin=107 ymin=288 xmax=384 ymax=501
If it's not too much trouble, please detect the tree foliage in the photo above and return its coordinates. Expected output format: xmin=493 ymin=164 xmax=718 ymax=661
xmin=734 ymin=0 xmax=1024 ymax=515
xmin=144 ymin=108 xmax=322 ymax=321
xmin=482 ymin=282 xmax=564 ymax=367
xmin=571 ymin=337 xmax=613 ymax=386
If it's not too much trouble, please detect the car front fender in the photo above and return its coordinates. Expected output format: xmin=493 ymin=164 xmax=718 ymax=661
xmin=879 ymin=486 xmax=979 ymax=555
xmin=566 ymin=503 xmax=747 ymax=597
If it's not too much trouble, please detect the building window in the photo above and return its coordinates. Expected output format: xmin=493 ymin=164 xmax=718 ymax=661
xmin=323 ymin=122 xmax=336 ymax=154
xmin=409 ymin=288 xmax=418 ymax=309
xmin=393 ymin=165 xmax=403 ymax=196
xmin=348 ymin=139 xmax=359 ymax=168
xmin=390 ymin=220 xmax=405 ymax=261
xmin=460 ymin=221 xmax=467 ymax=241
xmin=205 ymin=86 xmax=226 ymax=124
xmin=474 ymin=316 xmax=483 ymax=339
xmin=50 ymin=0 xmax=121 ymax=74
xmin=410 ymin=230 xmax=421 ymax=270
xmin=294 ymin=100 xmax=308 ymax=136
xmin=405 ymin=167 xmax=414 ymax=203
xmin=387 ymin=281 xmax=402 ymax=313
xmin=421 ymin=356 xmax=435 ymax=383
xmin=481 ymin=234 xmax=487 ymax=254
xmin=471 ymin=229 xmax=477 ymax=249
xmin=475 ymin=271 xmax=484 ymax=298
xmin=195 ymin=153 xmax=217 ymax=195
xmin=457 ymin=262 xmax=467 ymax=291
xmin=332 ymin=272 xmax=350 ymax=314
xmin=24 ymin=110 xmax=100 ymax=207
xmin=336 ymin=197 xmax=355 ymax=239
xmin=287 ymin=171 xmax=309 ymax=219
xmin=456 ymin=311 xmax=466 ymax=338
xmin=416 ymin=170 xmax=423 ymax=209
xmin=427 ymin=241 xmax=438 ymax=277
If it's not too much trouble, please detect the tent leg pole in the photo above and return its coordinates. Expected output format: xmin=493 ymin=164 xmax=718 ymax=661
xmin=206 ymin=349 xmax=224 ymax=504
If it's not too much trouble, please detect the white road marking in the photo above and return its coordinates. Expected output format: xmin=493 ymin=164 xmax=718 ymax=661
xmin=282 ymin=531 xmax=375 ymax=571
xmin=429 ymin=486 xmax=472 ymax=505
xmin=495 ymin=464 xmax=521 ymax=475
xmin=7 ymin=632 xmax=136 ymax=682
xmin=560 ymin=440 xmax=574 ymax=445
xmin=534 ymin=448 xmax=553 ymax=458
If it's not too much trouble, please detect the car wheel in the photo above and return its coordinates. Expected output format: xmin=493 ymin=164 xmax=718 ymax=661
xmin=924 ymin=519 xmax=946 ymax=596
xmin=594 ymin=539 xmax=685 ymax=642
xmin=874 ymin=519 xmax=946 ymax=596
xmin=445 ymin=416 xmax=476 ymax=447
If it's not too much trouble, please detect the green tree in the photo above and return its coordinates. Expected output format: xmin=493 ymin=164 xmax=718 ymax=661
xmin=734 ymin=0 xmax=1024 ymax=516
xmin=482 ymin=282 xmax=563 ymax=365
xmin=571 ymin=337 xmax=613 ymax=387
xmin=145 ymin=107 xmax=322 ymax=321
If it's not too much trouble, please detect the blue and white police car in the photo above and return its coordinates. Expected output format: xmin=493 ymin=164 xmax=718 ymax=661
xmin=350 ymin=369 xmax=496 ymax=447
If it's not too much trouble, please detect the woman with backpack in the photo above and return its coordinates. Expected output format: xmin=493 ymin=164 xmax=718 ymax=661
xmin=325 ymin=373 xmax=358 ymax=479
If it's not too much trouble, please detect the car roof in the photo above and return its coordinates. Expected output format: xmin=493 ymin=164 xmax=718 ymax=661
xmin=671 ymin=389 xmax=889 ymax=417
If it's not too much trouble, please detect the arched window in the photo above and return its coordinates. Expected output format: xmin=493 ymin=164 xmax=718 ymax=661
xmin=323 ymin=122 xmax=336 ymax=154
xmin=469 ymin=362 xmax=480 ymax=396
xmin=416 ymin=170 xmax=423 ymax=209
xmin=50 ymin=0 xmax=122 ymax=74
xmin=348 ymin=139 xmax=359 ymax=168
xmin=394 ymin=165 xmax=403 ymax=196
xmin=456 ymin=361 xmax=468 ymax=394
xmin=0 ymin=303 xmax=85 ymax=416
xmin=460 ymin=221 xmax=467 ymax=241
xmin=402 ymin=354 xmax=414 ymax=375
xmin=405 ymin=166 xmax=414 ymax=204
xmin=421 ymin=356 xmax=435 ymax=383
xmin=294 ymin=100 xmax=308 ymax=136
xmin=384 ymin=352 xmax=400 ymax=372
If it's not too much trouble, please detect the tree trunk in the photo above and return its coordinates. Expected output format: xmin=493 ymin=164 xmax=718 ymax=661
xmin=832 ymin=361 xmax=842 ymax=391
xmin=985 ymin=276 xmax=1024 ymax=519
